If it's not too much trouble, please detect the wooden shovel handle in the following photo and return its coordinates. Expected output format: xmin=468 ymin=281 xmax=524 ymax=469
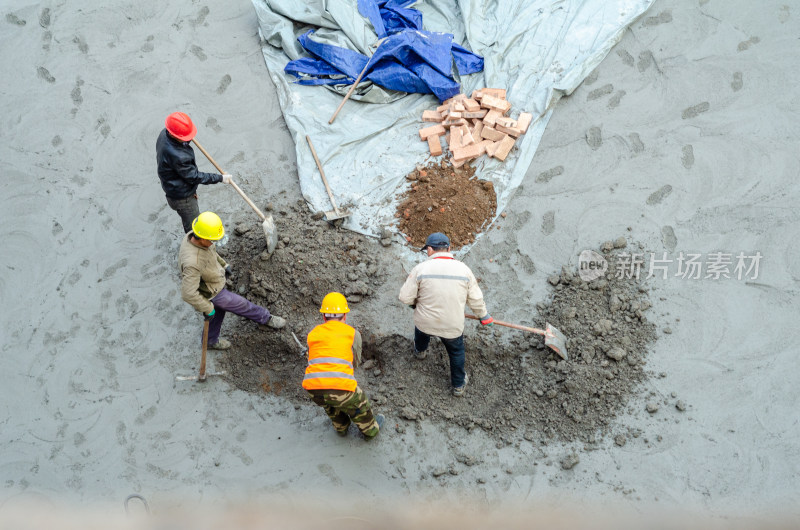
xmin=328 ymin=59 xmax=371 ymax=124
xmin=192 ymin=138 xmax=266 ymax=221
xmin=306 ymin=135 xmax=341 ymax=215
xmin=199 ymin=319 xmax=209 ymax=382
xmin=465 ymin=314 xmax=546 ymax=336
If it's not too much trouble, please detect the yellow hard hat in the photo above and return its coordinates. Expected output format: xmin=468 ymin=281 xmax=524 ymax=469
xmin=320 ymin=292 xmax=350 ymax=314
xmin=192 ymin=211 xmax=225 ymax=241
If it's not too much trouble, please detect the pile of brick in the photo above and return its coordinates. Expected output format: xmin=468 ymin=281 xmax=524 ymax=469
xmin=417 ymin=89 xmax=533 ymax=168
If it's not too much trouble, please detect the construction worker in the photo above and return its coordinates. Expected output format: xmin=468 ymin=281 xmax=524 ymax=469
xmin=157 ymin=112 xmax=232 ymax=233
xmin=179 ymin=211 xmax=286 ymax=350
xmin=398 ymin=232 xmax=493 ymax=397
xmin=303 ymin=292 xmax=384 ymax=439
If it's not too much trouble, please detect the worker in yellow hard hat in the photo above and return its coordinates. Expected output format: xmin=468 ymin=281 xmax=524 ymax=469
xmin=302 ymin=292 xmax=384 ymax=440
xmin=178 ymin=211 xmax=286 ymax=349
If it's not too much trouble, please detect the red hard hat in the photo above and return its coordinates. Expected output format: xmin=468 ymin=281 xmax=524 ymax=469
xmin=165 ymin=112 xmax=197 ymax=141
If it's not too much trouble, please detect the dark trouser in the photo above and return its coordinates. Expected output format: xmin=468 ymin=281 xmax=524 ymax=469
xmin=308 ymin=387 xmax=379 ymax=437
xmin=207 ymin=288 xmax=271 ymax=345
xmin=166 ymin=194 xmax=199 ymax=233
xmin=414 ymin=327 xmax=466 ymax=388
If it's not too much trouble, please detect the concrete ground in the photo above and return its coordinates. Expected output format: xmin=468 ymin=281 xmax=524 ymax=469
xmin=1 ymin=0 xmax=798 ymax=523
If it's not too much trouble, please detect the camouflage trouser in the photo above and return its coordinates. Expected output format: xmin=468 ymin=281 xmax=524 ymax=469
xmin=307 ymin=386 xmax=379 ymax=438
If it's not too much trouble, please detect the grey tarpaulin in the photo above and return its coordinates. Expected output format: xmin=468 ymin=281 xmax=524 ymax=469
xmin=251 ymin=0 xmax=655 ymax=251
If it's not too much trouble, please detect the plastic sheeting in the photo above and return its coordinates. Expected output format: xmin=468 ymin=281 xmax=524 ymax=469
xmin=251 ymin=0 xmax=655 ymax=253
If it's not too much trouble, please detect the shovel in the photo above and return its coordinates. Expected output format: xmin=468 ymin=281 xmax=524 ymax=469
xmin=306 ymin=135 xmax=351 ymax=222
xmin=466 ymin=314 xmax=569 ymax=361
xmin=192 ymin=138 xmax=278 ymax=255
xmin=176 ymin=319 xmax=226 ymax=382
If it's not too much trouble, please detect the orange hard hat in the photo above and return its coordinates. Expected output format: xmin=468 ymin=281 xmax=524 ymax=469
xmin=165 ymin=112 xmax=197 ymax=141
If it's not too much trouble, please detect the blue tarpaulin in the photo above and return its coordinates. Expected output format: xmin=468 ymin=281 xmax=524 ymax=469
xmin=284 ymin=0 xmax=483 ymax=102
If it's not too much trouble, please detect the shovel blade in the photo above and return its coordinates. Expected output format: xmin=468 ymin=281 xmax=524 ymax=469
xmin=544 ymin=323 xmax=569 ymax=361
xmin=262 ymin=215 xmax=278 ymax=255
xmin=323 ymin=209 xmax=351 ymax=222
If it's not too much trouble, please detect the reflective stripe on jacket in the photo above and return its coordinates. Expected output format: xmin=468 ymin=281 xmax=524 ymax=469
xmin=302 ymin=320 xmax=358 ymax=392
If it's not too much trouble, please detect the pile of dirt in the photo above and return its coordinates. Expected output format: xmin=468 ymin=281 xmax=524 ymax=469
xmin=396 ymin=160 xmax=496 ymax=249
xmin=219 ymin=220 xmax=658 ymax=445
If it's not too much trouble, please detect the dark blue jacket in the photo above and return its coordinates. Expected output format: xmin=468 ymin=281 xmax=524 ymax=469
xmin=156 ymin=129 xmax=222 ymax=199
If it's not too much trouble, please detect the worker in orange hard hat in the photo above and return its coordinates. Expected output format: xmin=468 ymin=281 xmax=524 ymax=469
xmin=156 ymin=112 xmax=232 ymax=233
xmin=302 ymin=292 xmax=384 ymax=440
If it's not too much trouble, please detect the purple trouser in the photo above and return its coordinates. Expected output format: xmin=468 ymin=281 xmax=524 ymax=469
xmin=206 ymin=288 xmax=271 ymax=345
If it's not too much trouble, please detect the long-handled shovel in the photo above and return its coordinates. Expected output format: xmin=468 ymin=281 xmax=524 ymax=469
xmin=176 ymin=319 xmax=226 ymax=382
xmin=466 ymin=314 xmax=569 ymax=361
xmin=192 ymin=138 xmax=278 ymax=255
xmin=306 ymin=135 xmax=351 ymax=222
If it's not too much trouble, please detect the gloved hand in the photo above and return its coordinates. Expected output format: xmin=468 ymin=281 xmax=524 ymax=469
xmin=225 ymin=265 xmax=233 ymax=277
xmin=222 ymin=174 xmax=233 ymax=184
xmin=204 ymin=309 xmax=216 ymax=321
xmin=480 ymin=314 xmax=494 ymax=326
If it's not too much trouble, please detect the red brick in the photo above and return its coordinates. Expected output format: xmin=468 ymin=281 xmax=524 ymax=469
xmin=419 ymin=124 xmax=445 ymax=140
xmin=482 ymin=88 xmax=507 ymax=99
xmin=485 ymin=141 xmax=499 ymax=157
xmin=492 ymin=135 xmax=516 ymax=161
xmin=443 ymin=93 xmax=467 ymax=105
xmin=495 ymin=116 xmax=517 ymax=128
xmin=452 ymin=142 xmax=484 ymax=162
xmin=442 ymin=118 xmax=468 ymax=128
xmin=422 ymin=110 xmax=443 ymax=122
xmin=428 ymin=135 xmax=443 ymax=156
xmin=461 ymin=125 xmax=475 ymax=146
xmin=483 ymin=109 xmax=502 ymax=126
xmin=471 ymin=90 xmax=484 ymax=100
xmin=496 ymin=124 xmax=522 ymax=138
xmin=472 ymin=121 xmax=484 ymax=140
xmin=481 ymin=126 xmax=506 ymax=142
xmin=448 ymin=126 xmax=463 ymax=151
xmin=454 ymin=102 xmax=465 ymax=112
xmin=463 ymin=99 xmax=480 ymax=112
xmin=517 ymin=112 xmax=533 ymax=133
xmin=450 ymin=156 xmax=467 ymax=168
xmin=463 ymin=110 xmax=487 ymax=119
xmin=448 ymin=111 xmax=462 ymax=119
xmin=481 ymin=94 xmax=512 ymax=114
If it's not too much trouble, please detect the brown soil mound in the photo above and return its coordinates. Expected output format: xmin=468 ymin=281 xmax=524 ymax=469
xmin=217 ymin=217 xmax=659 ymax=445
xmin=396 ymin=160 xmax=496 ymax=250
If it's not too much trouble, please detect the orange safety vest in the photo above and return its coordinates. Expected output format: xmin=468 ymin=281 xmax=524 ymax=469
xmin=302 ymin=320 xmax=358 ymax=392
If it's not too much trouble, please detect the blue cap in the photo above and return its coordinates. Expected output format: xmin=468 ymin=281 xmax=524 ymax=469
xmin=422 ymin=232 xmax=450 ymax=251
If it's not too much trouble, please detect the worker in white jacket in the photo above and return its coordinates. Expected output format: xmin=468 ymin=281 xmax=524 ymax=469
xmin=398 ymin=232 xmax=494 ymax=397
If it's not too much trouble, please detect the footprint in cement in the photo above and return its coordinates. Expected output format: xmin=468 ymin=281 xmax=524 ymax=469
xmin=661 ymin=226 xmax=677 ymax=252
xmin=96 ymin=117 xmax=111 ymax=138
xmin=102 ymin=258 xmax=128 ymax=280
xmin=681 ymin=145 xmax=694 ymax=169
xmin=586 ymin=127 xmax=602 ymax=150
xmin=190 ymin=44 xmax=207 ymax=61
xmin=583 ymin=70 xmax=599 ymax=85
xmin=647 ymin=185 xmax=673 ymax=205
xmin=52 ymin=135 xmax=62 ymax=147
xmin=71 ymin=78 xmax=84 ymax=106
xmin=608 ymin=90 xmax=626 ymax=109
xmin=737 ymin=36 xmax=760 ymax=52
xmin=637 ymin=51 xmax=654 ymax=73
xmin=191 ymin=6 xmax=210 ymax=27
xmin=682 ymin=102 xmax=709 ymax=119
xmin=779 ymin=5 xmax=790 ymax=23
xmin=643 ymin=10 xmax=672 ymax=26
xmin=52 ymin=220 xmax=64 ymax=236
xmin=42 ymin=31 xmax=52 ymax=51
xmin=39 ymin=8 xmax=50 ymax=28
xmin=629 ymin=133 xmax=645 ymax=153
xmin=141 ymin=35 xmax=154 ymax=53
xmin=542 ymin=211 xmax=555 ymax=235
xmin=587 ymin=84 xmax=613 ymax=101
xmin=536 ymin=166 xmax=564 ymax=183
xmin=318 ymin=463 xmax=343 ymax=486
xmin=37 ymin=66 xmax=55 ymax=83
xmin=5 ymin=13 xmax=26 ymax=25
xmin=206 ymin=117 xmax=222 ymax=133
xmin=217 ymin=74 xmax=231 ymax=94
xmin=73 ymin=35 xmax=88 ymax=54
xmin=230 ymin=151 xmax=245 ymax=164
xmin=699 ymin=0 xmax=710 ymax=4
xmin=616 ymin=49 xmax=634 ymax=67
xmin=731 ymin=72 xmax=743 ymax=91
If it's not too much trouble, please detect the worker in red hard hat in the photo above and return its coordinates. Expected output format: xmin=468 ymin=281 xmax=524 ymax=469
xmin=156 ymin=112 xmax=232 ymax=233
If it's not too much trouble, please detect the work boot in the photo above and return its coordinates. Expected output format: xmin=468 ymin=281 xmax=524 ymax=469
xmin=207 ymin=338 xmax=231 ymax=350
xmin=452 ymin=374 xmax=470 ymax=397
xmin=260 ymin=315 xmax=286 ymax=330
xmin=335 ymin=427 xmax=349 ymax=437
xmin=413 ymin=345 xmax=427 ymax=360
xmin=364 ymin=414 xmax=385 ymax=441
